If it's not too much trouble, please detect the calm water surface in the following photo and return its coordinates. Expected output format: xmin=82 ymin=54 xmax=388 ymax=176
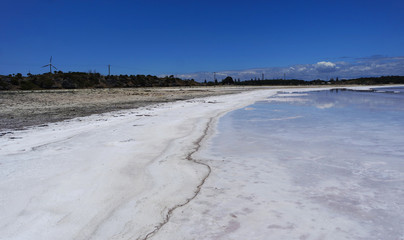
xmin=210 ymin=87 xmax=404 ymax=239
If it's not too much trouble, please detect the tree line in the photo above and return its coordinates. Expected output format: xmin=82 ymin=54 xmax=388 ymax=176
xmin=1 ymin=72 xmax=404 ymax=90
xmin=0 ymin=72 xmax=199 ymax=90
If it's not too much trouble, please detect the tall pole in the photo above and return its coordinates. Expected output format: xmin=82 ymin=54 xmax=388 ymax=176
xmin=108 ymin=64 xmax=111 ymax=76
xmin=50 ymin=65 xmax=52 ymax=74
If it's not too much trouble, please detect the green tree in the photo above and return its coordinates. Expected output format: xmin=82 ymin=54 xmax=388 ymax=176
xmin=222 ymin=76 xmax=234 ymax=85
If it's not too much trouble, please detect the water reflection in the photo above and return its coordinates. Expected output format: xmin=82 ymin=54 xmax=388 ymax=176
xmin=271 ymin=87 xmax=404 ymax=114
xmin=215 ymin=87 xmax=404 ymax=238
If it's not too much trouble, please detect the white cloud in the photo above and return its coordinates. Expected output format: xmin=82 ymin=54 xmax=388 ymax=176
xmin=316 ymin=61 xmax=337 ymax=73
xmin=297 ymin=67 xmax=307 ymax=72
xmin=316 ymin=61 xmax=336 ymax=68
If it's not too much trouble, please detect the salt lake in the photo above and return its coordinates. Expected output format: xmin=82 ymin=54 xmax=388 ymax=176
xmin=155 ymin=87 xmax=404 ymax=239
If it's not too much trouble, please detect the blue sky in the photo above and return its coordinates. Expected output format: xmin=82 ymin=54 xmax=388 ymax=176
xmin=1 ymin=0 xmax=404 ymax=80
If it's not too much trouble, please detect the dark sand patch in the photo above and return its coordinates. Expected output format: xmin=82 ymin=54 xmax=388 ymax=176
xmin=0 ymin=87 xmax=253 ymax=131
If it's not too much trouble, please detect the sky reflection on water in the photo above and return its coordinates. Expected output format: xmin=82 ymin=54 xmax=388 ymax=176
xmin=213 ymin=87 xmax=404 ymax=239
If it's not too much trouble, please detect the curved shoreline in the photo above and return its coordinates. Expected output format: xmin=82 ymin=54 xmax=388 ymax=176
xmin=2 ymin=85 xmax=389 ymax=132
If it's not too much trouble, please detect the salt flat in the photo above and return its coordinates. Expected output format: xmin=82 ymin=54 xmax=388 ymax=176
xmin=1 ymin=86 xmax=401 ymax=240
xmin=0 ymin=89 xmax=277 ymax=240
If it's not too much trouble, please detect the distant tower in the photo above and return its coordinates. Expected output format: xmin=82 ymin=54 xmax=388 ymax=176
xmin=108 ymin=64 xmax=111 ymax=76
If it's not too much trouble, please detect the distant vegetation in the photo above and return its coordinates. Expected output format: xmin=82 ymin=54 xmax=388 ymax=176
xmin=0 ymin=72 xmax=199 ymax=90
xmin=1 ymin=72 xmax=404 ymax=90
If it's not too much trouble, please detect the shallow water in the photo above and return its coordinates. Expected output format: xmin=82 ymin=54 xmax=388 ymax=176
xmin=156 ymin=87 xmax=404 ymax=239
xmin=211 ymin=88 xmax=404 ymax=239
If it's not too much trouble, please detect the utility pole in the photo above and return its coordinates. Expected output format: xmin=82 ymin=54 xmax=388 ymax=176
xmin=108 ymin=64 xmax=111 ymax=76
